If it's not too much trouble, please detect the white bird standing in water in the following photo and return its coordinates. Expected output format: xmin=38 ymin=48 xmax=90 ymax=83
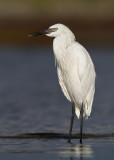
xmin=29 ymin=24 xmax=96 ymax=144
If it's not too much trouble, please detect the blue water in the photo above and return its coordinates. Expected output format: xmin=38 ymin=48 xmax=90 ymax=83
xmin=0 ymin=45 xmax=114 ymax=159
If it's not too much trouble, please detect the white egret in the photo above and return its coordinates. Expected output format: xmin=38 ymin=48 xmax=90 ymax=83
xmin=29 ymin=24 xmax=96 ymax=144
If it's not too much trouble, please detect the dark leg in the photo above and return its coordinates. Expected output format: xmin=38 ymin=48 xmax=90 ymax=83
xmin=80 ymin=103 xmax=83 ymax=144
xmin=68 ymin=103 xmax=75 ymax=143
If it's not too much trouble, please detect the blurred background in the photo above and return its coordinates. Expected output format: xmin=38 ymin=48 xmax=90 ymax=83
xmin=0 ymin=0 xmax=114 ymax=135
xmin=0 ymin=0 xmax=114 ymax=45
xmin=0 ymin=0 xmax=113 ymax=135
xmin=0 ymin=1 xmax=114 ymax=159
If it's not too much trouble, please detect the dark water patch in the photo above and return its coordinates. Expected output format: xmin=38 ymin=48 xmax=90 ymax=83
xmin=0 ymin=132 xmax=114 ymax=139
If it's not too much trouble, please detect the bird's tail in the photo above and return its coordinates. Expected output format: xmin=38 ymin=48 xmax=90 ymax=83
xmin=75 ymin=99 xmax=93 ymax=119
xmin=75 ymin=104 xmax=88 ymax=119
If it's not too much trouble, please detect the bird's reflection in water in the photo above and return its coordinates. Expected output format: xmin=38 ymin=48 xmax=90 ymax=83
xmin=59 ymin=143 xmax=94 ymax=160
xmin=71 ymin=144 xmax=93 ymax=160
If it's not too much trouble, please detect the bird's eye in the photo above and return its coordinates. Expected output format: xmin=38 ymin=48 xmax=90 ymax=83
xmin=53 ymin=28 xmax=58 ymax=32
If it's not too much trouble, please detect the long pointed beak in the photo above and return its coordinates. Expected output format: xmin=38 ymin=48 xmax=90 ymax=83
xmin=28 ymin=28 xmax=52 ymax=37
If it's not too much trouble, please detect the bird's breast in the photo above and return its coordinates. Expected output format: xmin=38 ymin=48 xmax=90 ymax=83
xmin=53 ymin=38 xmax=76 ymax=69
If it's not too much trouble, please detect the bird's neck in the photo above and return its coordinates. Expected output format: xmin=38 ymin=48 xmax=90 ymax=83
xmin=53 ymin=34 xmax=75 ymax=50
xmin=53 ymin=34 xmax=75 ymax=67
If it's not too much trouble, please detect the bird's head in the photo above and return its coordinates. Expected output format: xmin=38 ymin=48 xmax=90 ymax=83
xmin=29 ymin=23 xmax=75 ymax=38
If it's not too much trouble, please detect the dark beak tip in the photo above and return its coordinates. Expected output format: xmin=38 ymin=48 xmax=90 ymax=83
xmin=28 ymin=32 xmax=44 ymax=37
xmin=28 ymin=29 xmax=50 ymax=37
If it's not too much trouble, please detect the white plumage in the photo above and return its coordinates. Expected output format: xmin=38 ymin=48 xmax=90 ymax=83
xmin=46 ymin=24 xmax=96 ymax=119
xmin=29 ymin=23 xmax=96 ymax=143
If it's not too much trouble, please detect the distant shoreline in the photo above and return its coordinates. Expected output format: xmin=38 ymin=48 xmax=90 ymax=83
xmin=0 ymin=17 xmax=114 ymax=45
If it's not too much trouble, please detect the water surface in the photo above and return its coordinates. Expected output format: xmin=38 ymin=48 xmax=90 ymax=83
xmin=0 ymin=45 xmax=114 ymax=159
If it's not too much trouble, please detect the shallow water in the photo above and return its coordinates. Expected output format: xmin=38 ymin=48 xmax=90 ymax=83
xmin=0 ymin=138 xmax=114 ymax=160
xmin=0 ymin=45 xmax=114 ymax=159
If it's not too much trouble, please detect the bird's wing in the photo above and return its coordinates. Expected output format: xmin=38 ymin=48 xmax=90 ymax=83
xmin=73 ymin=42 xmax=96 ymax=117
xmin=77 ymin=45 xmax=96 ymax=99
xmin=57 ymin=66 xmax=71 ymax=102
